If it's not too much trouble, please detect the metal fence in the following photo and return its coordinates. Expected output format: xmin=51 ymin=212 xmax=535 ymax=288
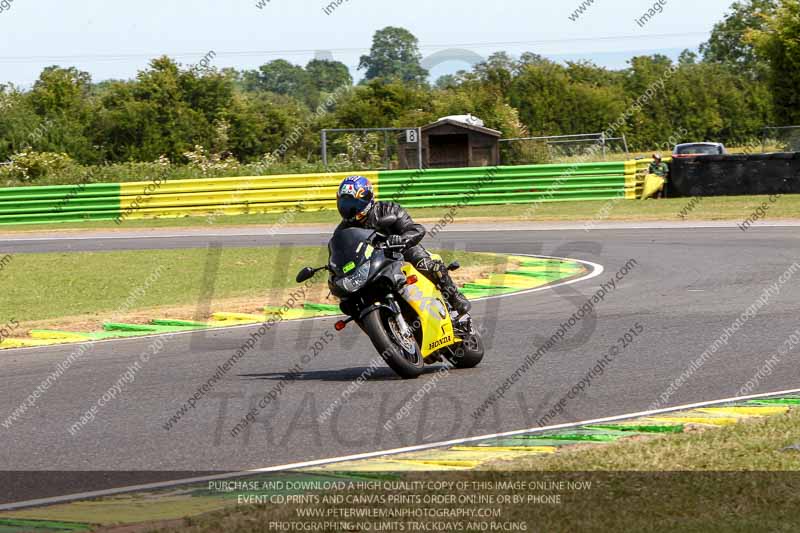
xmin=761 ymin=126 xmax=800 ymax=153
xmin=321 ymin=127 xmax=423 ymax=171
xmin=499 ymin=133 xmax=629 ymax=165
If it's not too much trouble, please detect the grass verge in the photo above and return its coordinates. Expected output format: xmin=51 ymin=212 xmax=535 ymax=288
xmin=488 ymin=407 xmax=800 ymax=472
xmin=2 ymin=195 xmax=800 ymax=233
xmin=0 ymin=247 xmax=506 ymax=333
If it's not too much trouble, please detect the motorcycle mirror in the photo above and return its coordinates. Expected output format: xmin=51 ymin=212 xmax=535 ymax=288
xmin=296 ymin=267 xmax=316 ymax=283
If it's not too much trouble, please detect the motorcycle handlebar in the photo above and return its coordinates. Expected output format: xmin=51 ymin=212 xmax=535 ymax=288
xmin=373 ymin=232 xmax=405 ymax=252
xmin=375 ymin=240 xmax=405 ymax=251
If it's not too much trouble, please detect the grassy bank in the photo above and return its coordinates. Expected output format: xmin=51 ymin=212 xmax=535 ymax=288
xmin=489 ymin=405 xmax=800 ymax=472
xmin=0 ymin=247 xmax=501 ymax=332
xmin=3 ymin=195 xmax=800 ymax=233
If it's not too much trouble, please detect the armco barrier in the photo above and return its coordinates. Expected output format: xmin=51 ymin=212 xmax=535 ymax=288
xmin=0 ymin=183 xmax=122 ymax=224
xmin=382 ymin=162 xmax=635 ymax=207
xmin=0 ymin=162 xmax=638 ymax=225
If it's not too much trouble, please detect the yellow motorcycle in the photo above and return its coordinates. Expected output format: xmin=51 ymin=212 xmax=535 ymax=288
xmin=296 ymin=218 xmax=484 ymax=379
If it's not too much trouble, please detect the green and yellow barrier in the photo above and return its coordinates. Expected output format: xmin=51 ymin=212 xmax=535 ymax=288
xmin=0 ymin=162 xmax=648 ymax=226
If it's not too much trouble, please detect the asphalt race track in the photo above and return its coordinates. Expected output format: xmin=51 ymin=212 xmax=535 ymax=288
xmin=1 ymin=223 xmax=799 ymax=503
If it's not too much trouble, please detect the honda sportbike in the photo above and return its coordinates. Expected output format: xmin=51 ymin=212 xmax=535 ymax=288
xmin=296 ymin=217 xmax=484 ymax=379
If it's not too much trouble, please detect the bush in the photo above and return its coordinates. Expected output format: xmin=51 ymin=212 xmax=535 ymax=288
xmin=0 ymin=152 xmax=76 ymax=183
xmin=0 ymin=150 xmax=379 ymax=189
xmin=183 ymin=145 xmax=242 ymax=177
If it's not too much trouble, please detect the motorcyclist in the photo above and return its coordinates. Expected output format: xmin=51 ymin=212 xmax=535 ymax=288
xmin=335 ymin=175 xmax=472 ymax=315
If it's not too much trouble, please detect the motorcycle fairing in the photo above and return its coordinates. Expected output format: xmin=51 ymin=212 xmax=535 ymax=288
xmin=399 ymin=264 xmax=460 ymax=358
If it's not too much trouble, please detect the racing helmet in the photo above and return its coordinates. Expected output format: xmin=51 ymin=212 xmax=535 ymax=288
xmin=337 ymin=175 xmax=375 ymax=223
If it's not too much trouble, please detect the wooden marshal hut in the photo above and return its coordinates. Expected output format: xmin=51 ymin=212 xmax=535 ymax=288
xmin=398 ymin=116 xmax=501 ymax=169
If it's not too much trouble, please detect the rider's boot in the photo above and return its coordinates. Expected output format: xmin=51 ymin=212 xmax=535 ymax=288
xmin=438 ymin=271 xmax=471 ymax=316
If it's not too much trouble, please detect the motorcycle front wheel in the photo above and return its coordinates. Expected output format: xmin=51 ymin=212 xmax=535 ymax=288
xmin=362 ymin=307 xmax=424 ymax=379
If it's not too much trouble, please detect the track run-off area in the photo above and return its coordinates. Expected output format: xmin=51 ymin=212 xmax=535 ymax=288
xmin=0 ymin=221 xmax=799 ymax=504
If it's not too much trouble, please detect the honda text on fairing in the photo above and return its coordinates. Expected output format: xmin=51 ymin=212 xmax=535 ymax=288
xmin=296 ymin=216 xmax=485 ymax=379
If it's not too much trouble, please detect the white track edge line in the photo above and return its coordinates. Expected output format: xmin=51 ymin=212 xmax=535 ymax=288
xmin=2 ymin=386 xmax=799 ymax=512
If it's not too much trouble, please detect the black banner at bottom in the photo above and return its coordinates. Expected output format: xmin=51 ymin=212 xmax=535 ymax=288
xmin=3 ymin=470 xmax=800 ymax=531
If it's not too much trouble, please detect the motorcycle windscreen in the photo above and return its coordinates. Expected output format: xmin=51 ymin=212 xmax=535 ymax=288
xmin=328 ymin=227 xmax=374 ymax=275
xmin=399 ymin=264 xmax=459 ymax=358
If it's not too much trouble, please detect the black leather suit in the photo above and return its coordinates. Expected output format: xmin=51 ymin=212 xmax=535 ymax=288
xmin=336 ymin=201 xmax=468 ymax=312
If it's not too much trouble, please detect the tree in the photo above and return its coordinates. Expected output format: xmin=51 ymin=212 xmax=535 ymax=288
xmin=241 ymin=60 xmax=315 ymax=102
xmin=471 ymin=52 xmax=517 ymax=96
xmin=434 ymin=74 xmax=462 ymax=90
xmin=664 ymin=62 xmax=770 ymax=146
xmin=518 ymin=52 xmax=548 ymax=68
xmin=89 ymin=57 xmax=231 ymax=162
xmin=678 ymin=49 xmax=699 ymax=65
xmin=225 ymin=92 xmax=311 ymax=161
xmin=510 ymin=57 xmax=627 ymax=137
xmin=431 ymin=84 xmax=528 ymax=139
xmin=358 ymin=27 xmax=428 ymax=83
xmin=0 ymin=86 xmax=43 ymax=160
xmin=26 ymin=66 xmax=96 ymax=162
xmin=28 ymin=66 xmax=92 ymax=116
xmin=332 ymin=78 xmax=431 ymax=128
xmin=178 ymin=65 xmax=234 ymax=124
xmin=700 ymin=0 xmax=777 ymax=77
xmin=748 ymin=0 xmax=800 ymax=123
xmin=305 ymin=59 xmax=352 ymax=92
xmin=565 ymin=60 xmax=624 ymax=87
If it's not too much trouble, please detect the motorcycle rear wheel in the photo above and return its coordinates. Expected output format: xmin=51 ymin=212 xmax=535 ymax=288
xmin=362 ymin=308 xmax=424 ymax=379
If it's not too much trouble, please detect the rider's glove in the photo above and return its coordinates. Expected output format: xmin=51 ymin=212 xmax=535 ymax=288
xmin=387 ymin=235 xmax=407 ymax=249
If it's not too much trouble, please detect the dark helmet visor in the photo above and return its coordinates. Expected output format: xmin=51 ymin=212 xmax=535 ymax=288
xmin=337 ymin=195 xmax=369 ymax=221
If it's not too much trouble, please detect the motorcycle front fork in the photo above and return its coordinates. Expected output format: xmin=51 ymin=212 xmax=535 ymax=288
xmin=386 ymin=294 xmax=412 ymax=337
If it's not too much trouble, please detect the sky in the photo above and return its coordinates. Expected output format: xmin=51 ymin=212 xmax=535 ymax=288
xmin=0 ymin=0 xmax=738 ymax=87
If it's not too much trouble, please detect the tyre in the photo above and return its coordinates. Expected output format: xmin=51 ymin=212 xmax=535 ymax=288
xmin=445 ymin=328 xmax=484 ymax=369
xmin=361 ymin=307 xmax=424 ymax=379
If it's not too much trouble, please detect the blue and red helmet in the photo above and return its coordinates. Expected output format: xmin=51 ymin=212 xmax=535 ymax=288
xmin=337 ymin=175 xmax=374 ymax=223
